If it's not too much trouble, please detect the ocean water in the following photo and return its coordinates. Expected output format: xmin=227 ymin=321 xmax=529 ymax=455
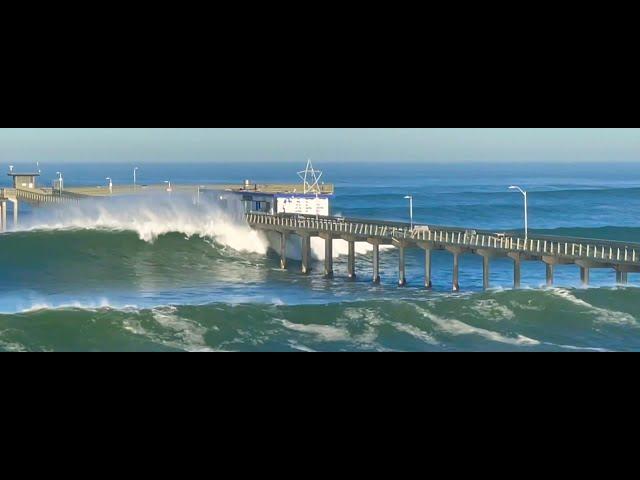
xmin=1 ymin=161 xmax=639 ymax=352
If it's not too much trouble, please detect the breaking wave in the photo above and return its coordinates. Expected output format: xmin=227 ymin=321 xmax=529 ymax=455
xmin=1 ymin=288 xmax=639 ymax=352
xmin=9 ymin=193 xmax=389 ymax=261
xmin=15 ymin=194 xmax=270 ymax=254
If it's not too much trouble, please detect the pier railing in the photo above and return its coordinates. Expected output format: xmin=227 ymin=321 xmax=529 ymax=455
xmin=12 ymin=188 xmax=87 ymax=204
xmin=246 ymin=213 xmax=640 ymax=266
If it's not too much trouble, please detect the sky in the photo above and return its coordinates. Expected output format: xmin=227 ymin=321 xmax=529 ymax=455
xmin=0 ymin=128 xmax=639 ymax=164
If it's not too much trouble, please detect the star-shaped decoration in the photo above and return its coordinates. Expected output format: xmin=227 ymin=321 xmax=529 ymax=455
xmin=297 ymin=159 xmax=323 ymax=194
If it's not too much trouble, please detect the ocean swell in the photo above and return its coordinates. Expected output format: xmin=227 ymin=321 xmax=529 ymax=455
xmin=2 ymin=288 xmax=639 ymax=352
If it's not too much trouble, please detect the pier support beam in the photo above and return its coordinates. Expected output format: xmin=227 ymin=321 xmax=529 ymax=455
xmin=10 ymin=199 xmax=18 ymax=227
xmin=452 ymin=252 xmax=460 ymax=292
xmin=279 ymin=232 xmax=288 ymax=270
xmin=546 ymin=263 xmax=554 ymax=287
xmin=476 ymin=249 xmax=503 ymax=291
xmin=542 ymin=256 xmax=574 ymax=288
xmin=300 ymin=235 xmax=312 ymax=275
xmin=616 ymin=270 xmax=628 ymax=285
xmin=370 ymin=241 xmax=381 ymax=284
xmin=424 ymin=249 xmax=433 ymax=289
xmin=0 ymin=200 xmax=6 ymax=232
xmin=321 ymin=234 xmax=334 ymax=278
xmin=576 ymin=260 xmax=614 ymax=287
xmin=398 ymin=244 xmax=407 ymax=287
xmin=508 ymin=253 xmax=522 ymax=289
xmin=482 ymin=255 xmax=490 ymax=290
xmin=417 ymin=243 xmax=434 ymax=289
xmin=580 ymin=267 xmax=590 ymax=286
xmin=508 ymin=253 xmax=535 ymax=289
xmin=447 ymin=247 xmax=464 ymax=292
xmin=347 ymin=240 xmax=356 ymax=280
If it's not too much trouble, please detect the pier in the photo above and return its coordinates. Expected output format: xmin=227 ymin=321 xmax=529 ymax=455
xmin=246 ymin=213 xmax=640 ymax=289
xmin=2 ymin=177 xmax=639 ymax=290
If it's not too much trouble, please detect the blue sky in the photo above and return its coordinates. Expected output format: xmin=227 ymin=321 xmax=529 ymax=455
xmin=0 ymin=128 xmax=638 ymax=163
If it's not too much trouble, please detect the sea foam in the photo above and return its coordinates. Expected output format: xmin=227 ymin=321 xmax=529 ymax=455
xmin=17 ymin=194 xmax=270 ymax=254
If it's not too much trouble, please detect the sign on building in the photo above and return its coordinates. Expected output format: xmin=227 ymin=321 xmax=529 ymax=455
xmin=276 ymin=195 xmax=330 ymax=216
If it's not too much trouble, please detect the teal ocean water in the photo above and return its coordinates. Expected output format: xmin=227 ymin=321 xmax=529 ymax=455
xmin=1 ymin=162 xmax=639 ymax=352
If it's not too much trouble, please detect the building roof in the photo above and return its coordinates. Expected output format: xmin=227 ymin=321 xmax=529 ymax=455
xmin=8 ymin=172 xmax=40 ymax=177
xmin=228 ymin=183 xmax=334 ymax=195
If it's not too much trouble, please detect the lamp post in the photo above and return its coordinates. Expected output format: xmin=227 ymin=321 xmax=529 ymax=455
xmin=196 ymin=185 xmax=206 ymax=205
xmin=134 ymin=167 xmax=139 ymax=191
xmin=509 ymin=186 xmax=528 ymax=240
xmin=106 ymin=177 xmax=113 ymax=195
xmin=404 ymin=195 xmax=414 ymax=229
xmin=56 ymin=172 xmax=63 ymax=195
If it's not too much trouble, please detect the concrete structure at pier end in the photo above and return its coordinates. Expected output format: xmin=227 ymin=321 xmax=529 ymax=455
xmin=8 ymin=171 xmax=40 ymax=189
xmin=0 ymin=170 xmax=39 ymax=230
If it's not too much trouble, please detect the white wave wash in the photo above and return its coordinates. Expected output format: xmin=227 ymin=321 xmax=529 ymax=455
xmin=411 ymin=304 xmax=541 ymax=347
xmin=18 ymin=194 xmax=270 ymax=254
xmin=548 ymin=288 xmax=638 ymax=326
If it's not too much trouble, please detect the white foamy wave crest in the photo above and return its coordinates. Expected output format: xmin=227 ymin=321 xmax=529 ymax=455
xmin=412 ymin=304 xmax=541 ymax=346
xmin=277 ymin=319 xmax=352 ymax=342
xmin=20 ymin=298 xmax=116 ymax=313
xmin=471 ymin=299 xmax=516 ymax=321
xmin=18 ymin=194 xmax=269 ymax=254
xmin=548 ymin=288 xmax=638 ymax=326
xmin=0 ymin=337 xmax=27 ymax=352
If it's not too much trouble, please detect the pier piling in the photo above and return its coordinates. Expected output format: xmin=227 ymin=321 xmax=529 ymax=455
xmin=482 ymin=255 xmax=491 ymax=290
xmin=0 ymin=200 xmax=6 ymax=232
xmin=616 ymin=270 xmax=628 ymax=285
xmin=371 ymin=242 xmax=381 ymax=284
xmin=398 ymin=244 xmax=407 ymax=286
xmin=279 ymin=232 xmax=288 ymax=270
xmin=347 ymin=240 xmax=356 ymax=280
xmin=447 ymin=247 xmax=464 ymax=292
xmin=322 ymin=235 xmax=334 ymax=278
xmin=301 ymin=235 xmax=312 ymax=275
xmin=424 ymin=248 xmax=433 ymax=289
xmin=580 ymin=267 xmax=590 ymax=286
xmin=546 ymin=263 xmax=554 ymax=287
xmin=513 ymin=255 xmax=522 ymax=289
xmin=452 ymin=252 xmax=460 ymax=292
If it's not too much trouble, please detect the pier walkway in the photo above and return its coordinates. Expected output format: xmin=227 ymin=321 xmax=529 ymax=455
xmin=246 ymin=213 xmax=640 ymax=290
